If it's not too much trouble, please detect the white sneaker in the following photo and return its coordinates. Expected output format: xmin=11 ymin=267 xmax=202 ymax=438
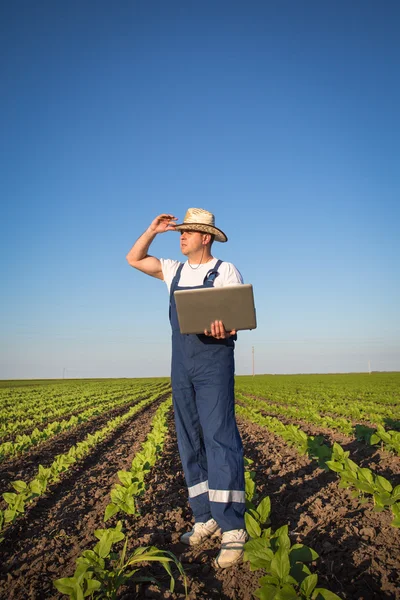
xmin=180 ymin=518 xmax=222 ymax=546
xmin=214 ymin=529 xmax=248 ymax=568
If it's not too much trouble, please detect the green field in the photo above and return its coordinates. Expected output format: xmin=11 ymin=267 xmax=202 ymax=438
xmin=0 ymin=373 xmax=399 ymax=599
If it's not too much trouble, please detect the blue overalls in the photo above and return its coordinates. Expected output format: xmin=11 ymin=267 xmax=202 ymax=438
xmin=169 ymin=260 xmax=245 ymax=532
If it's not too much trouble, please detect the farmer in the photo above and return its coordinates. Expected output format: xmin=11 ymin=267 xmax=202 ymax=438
xmin=126 ymin=208 xmax=248 ymax=568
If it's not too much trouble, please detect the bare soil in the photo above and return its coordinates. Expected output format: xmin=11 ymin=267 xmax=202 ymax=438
xmin=0 ymin=405 xmax=399 ymax=600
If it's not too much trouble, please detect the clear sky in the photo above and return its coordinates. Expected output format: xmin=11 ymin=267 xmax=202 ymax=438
xmin=1 ymin=1 xmax=399 ymax=379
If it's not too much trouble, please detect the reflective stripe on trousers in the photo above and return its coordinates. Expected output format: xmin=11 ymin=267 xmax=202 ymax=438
xmin=169 ymin=261 xmax=245 ymax=532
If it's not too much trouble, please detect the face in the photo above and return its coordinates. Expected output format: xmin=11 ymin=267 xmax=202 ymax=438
xmin=180 ymin=230 xmax=210 ymax=255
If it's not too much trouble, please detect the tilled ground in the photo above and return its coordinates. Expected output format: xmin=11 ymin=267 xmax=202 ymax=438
xmin=0 ymin=390 xmax=169 ymax=490
xmin=238 ymin=396 xmax=400 ymax=482
xmin=0 ymin=399 xmax=164 ymax=599
xmin=0 ymin=406 xmax=399 ymax=600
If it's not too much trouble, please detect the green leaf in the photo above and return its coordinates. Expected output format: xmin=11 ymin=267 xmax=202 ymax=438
xmin=244 ymin=538 xmax=274 ymax=569
xmin=257 ymin=496 xmax=272 ymax=524
xmin=358 ymin=468 xmax=374 ymax=484
xmin=53 ymin=577 xmax=76 ymax=595
xmin=11 ymin=481 xmax=27 ymax=493
xmin=276 ymin=529 xmax=291 ymax=551
xmin=29 ymin=480 xmax=42 ymax=495
xmin=332 ymin=442 xmax=345 ymax=458
xmin=248 ymin=508 xmax=261 ymax=523
xmin=79 ymin=551 xmax=105 ymax=570
xmin=375 ymin=476 xmax=392 ymax=493
xmin=301 ymin=574 xmax=318 ymax=596
xmin=274 ymin=525 xmax=289 ymax=538
xmin=290 ymin=544 xmax=319 ymax=563
xmin=117 ymin=470 xmax=133 ymax=487
xmin=290 ymin=562 xmax=311 ymax=584
xmin=254 ymin=584 xmax=279 ymax=600
xmin=312 ymin=588 xmax=342 ymax=600
xmin=54 ymin=577 xmax=85 ymax=600
xmin=275 ymin=584 xmax=298 ymax=599
xmin=104 ymin=503 xmax=119 ymax=522
xmin=84 ymin=579 xmax=101 ymax=596
xmin=245 ymin=512 xmax=262 ymax=538
xmin=3 ymin=493 xmax=17 ymax=505
xmin=346 ymin=459 xmax=359 ymax=472
xmin=270 ymin=546 xmax=291 ymax=581
xmin=325 ymin=461 xmax=344 ymax=473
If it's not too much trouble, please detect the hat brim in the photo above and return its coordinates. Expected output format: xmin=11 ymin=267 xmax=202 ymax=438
xmin=174 ymin=222 xmax=227 ymax=242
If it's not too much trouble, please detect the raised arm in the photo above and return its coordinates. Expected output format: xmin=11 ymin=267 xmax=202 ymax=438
xmin=126 ymin=214 xmax=177 ymax=279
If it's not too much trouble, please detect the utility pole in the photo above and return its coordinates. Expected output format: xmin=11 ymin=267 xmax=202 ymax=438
xmin=368 ymin=360 xmax=371 ymax=375
xmin=252 ymin=346 xmax=255 ymax=377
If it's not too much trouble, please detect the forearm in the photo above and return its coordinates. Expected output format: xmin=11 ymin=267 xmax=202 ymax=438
xmin=126 ymin=227 xmax=157 ymax=264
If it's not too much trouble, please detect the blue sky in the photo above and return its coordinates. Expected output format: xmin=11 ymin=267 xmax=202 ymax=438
xmin=1 ymin=1 xmax=399 ymax=378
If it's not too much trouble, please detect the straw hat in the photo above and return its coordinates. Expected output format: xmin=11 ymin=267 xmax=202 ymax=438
xmin=174 ymin=208 xmax=228 ymax=242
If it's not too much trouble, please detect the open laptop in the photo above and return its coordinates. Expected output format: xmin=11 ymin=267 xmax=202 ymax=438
xmin=174 ymin=284 xmax=257 ymax=335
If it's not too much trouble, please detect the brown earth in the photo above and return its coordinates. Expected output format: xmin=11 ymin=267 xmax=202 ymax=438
xmin=0 ymin=404 xmax=399 ymax=600
xmin=0 ymin=390 xmax=169 ymax=490
xmin=238 ymin=396 xmax=400 ymax=481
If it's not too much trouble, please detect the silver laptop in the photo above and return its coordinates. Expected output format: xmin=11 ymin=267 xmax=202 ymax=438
xmin=174 ymin=284 xmax=257 ymax=335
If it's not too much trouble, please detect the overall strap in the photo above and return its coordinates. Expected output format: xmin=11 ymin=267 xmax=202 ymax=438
xmin=169 ymin=262 xmax=185 ymax=303
xmin=203 ymin=259 xmax=223 ymax=285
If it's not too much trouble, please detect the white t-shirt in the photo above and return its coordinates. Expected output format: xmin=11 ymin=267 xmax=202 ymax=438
xmin=160 ymin=258 xmax=243 ymax=293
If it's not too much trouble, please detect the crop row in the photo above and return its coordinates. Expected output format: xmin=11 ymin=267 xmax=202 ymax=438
xmin=236 ymin=392 xmax=400 ymax=457
xmin=0 ymin=384 xmax=169 ymax=461
xmin=53 ymin=398 xmax=187 ymax=600
xmin=0 ymin=379 xmax=144 ymax=416
xmin=235 ymin=374 xmax=400 ymax=421
xmin=0 ymin=377 xmax=168 ymax=412
xmin=0 ymin=380 xmax=169 ymax=440
xmin=238 ymin=373 xmax=400 ymax=404
xmin=244 ymin=458 xmax=341 ymax=599
xmin=236 ymin=386 xmax=400 ymax=429
xmin=236 ymin=401 xmax=400 ymax=527
xmin=0 ymin=390 xmax=165 ymax=539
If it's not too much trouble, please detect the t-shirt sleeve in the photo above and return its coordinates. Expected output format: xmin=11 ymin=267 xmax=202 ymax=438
xmin=216 ymin=262 xmax=244 ymax=286
xmin=159 ymin=258 xmax=182 ymax=291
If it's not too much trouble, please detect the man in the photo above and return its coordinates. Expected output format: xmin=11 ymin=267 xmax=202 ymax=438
xmin=126 ymin=208 xmax=248 ymax=568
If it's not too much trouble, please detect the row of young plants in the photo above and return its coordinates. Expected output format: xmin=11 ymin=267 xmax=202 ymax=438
xmin=235 ymin=374 xmax=400 ymax=426
xmin=244 ymin=458 xmax=341 ymax=599
xmin=0 ymin=380 xmax=141 ymax=422
xmin=354 ymin=424 xmax=400 ymax=456
xmin=0 ymin=384 xmax=168 ymax=461
xmin=237 ymin=392 xmax=400 ymax=457
xmin=236 ymin=386 xmax=399 ymax=431
xmin=0 ymin=377 xmax=169 ymax=413
xmin=0 ymin=381 xmax=170 ymax=441
xmin=235 ymin=373 xmax=400 ymax=408
xmin=236 ymin=392 xmax=354 ymax=436
xmin=54 ymin=398 xmax=188 ymax=600
xmin=236 ymin=402 xmax=400 ymax=528
xmin=0 ymin=391 xmax=165 ymax=540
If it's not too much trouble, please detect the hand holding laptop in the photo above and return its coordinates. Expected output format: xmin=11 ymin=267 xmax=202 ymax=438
xmin=204 ymin=320 xmax=236 ymax=339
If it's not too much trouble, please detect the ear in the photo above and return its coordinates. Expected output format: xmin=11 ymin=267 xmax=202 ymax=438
xmin=202 ymin=233 xmax=211 ymax=245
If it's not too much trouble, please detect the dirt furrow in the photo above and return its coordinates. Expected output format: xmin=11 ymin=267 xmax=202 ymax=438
xmin=237 ymin=400 xmax=400 ymax=482
xmin=238 ymin=417 xmax=400 ymax=600
xmin=1 ymin=406 xmax=399 ymax=600
xmin=119 ymin=415 xmax=399 ymax=600
xmin=0 ymin=391 xmax=170 ymax=490
xmin=0 ymin=400 xmax=165 ymax=600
